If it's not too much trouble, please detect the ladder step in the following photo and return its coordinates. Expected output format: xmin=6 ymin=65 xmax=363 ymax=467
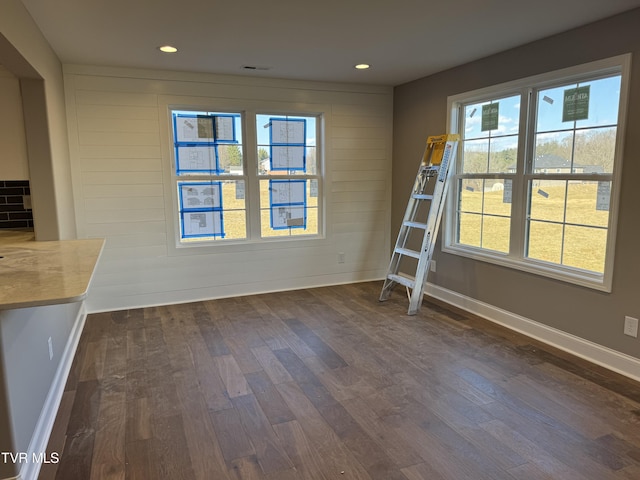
xmin=403 ymin=221 xmax=428 ymax=229
xmin=387 ymin=273 xmax=416 ymax=289
xmin=394 ymin=247 xmax=420 ymax=259
xmin=412 ymin=194 xmax=433 ymax=200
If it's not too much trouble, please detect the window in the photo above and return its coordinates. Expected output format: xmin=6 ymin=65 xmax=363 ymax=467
xmin=256 ymin=114 xmax=319 ymax=238
xmin=170 ymin=110 xmax=321 ymax=244
xmin=445 ymin=55 xmax=630 ymax=291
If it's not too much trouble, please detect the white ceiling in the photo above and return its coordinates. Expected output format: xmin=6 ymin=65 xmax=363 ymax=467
xmin=20 ymin=0 xmax=640 ymax=86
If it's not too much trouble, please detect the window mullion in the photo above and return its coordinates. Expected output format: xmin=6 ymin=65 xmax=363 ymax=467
xmin=243 ymin=110 xmax=261 ymax=240
xmin=508 ymin=88 xmax=533 ymax=260
xmin=444 ymin=104 xmax=463 ymax=248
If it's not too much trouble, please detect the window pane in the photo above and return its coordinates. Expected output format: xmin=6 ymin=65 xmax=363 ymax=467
xmin=565 ymin=181 xmax=610 ymax=227
xmin=175 ymin=145 xmax=217 ymax=175
xmin=459 ymin=179 xmax=483 ymax=213
xmin=483 ymin=180 xmax=513 ymax=217
xmin=527 ymin=221 xmax=563 ymax=264
xmin=259 ymin=179 xmax=318 ymax=237
xmin=482 ymin=216 xmax=510 ymax=253
xmin=534 ymin=127 xmax=617 ymax=175
xmin=173 ymin=111 xmax=243 ymax=176
xmin=529 ymin=180 xmax=566 ymax=223
xmin=463 ymin=102 xmax=486 ymax=140
xmin=573 ymin=127 xmax=616 ymax=174
xmin=178 ymin=180 xmax=246 ymax=241
xmin=462 ymin=139 xmax=488 ymax=173
xmin=222 ymin=209 xmax=248 ymax=240
xmin=536 ymin=85 xmax=568 ymax=133
xmin=217 ymin=145 xmax=244 ymax=174
xmin=527 ymin=180 xmax=609 ymax=273
xmin=563 ymin=225 xmax=606 ymax=273
xmin=535 ymin=76 xmax=620 ymax=177
xmin=575 ymin=76 xmax=621 ymax=129
xmin=256 ymin=114 xmax=317 ymax=175
xmin=462 ymin=95 xmax=520 ymax=174
xmin=458 ymin=213 xmax=481 ymax=247
xmin=458 ymin=179 xmax=511 ymax=252
xmin=463 ymin=95 xmax=520 ymax=140
xmin=536 ymin=76 xmax=620 ymax=133
xmin=489 ymin=136 xmax=518 ymax=173
xmin=221 ymin=181 xmax=247 ymax=239
xmin=534 ymin=131 xmax=572 ymax=172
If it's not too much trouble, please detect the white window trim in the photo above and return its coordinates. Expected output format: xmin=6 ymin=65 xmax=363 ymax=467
xmin=444 ymin=54 xmax=631 ymax=292
xmin=157 ymin=96 xmax=330 ymax=257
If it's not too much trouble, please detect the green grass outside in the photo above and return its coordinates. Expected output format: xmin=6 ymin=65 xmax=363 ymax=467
xmin=183 ymin=180 xmax=318 ymax=242
xmin=458 ymin=182 xmax=608 ymax=273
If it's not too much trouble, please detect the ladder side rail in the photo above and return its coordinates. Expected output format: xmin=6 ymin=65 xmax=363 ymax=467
xmin=414 ymin=168 xmax=452 ymax=281
xmin=407 ymin=179 xmax=451 ymax=313
xmin=380 ymin=133 xmax=459 ymax=313
xmin=392 ymin=164 xmax=429 ymax=254
xmin=389 ymin=147 xmax=435 ymax=254
xmin=380 ymin=143 xmax=434 ymax=301
xmin=407 ymin=142 xmax=459 ymax=314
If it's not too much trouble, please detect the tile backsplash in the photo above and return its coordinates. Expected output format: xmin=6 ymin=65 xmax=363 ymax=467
xmin=0 ymin=180 xmax=33 ymax=229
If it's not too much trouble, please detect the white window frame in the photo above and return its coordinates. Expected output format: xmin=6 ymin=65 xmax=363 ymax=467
xmin=159 ymin=98 xmax=326 ymax=256
xmin=171 ymin=109 xmax=246 ymax=243
xmin=444 ymin=54 xmax=631 ymax=292
xmin=254 ymin=113 xmax=321 ymax=240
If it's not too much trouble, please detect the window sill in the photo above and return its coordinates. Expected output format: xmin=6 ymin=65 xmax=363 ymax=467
xmin=169 ymin=234 xmax=327 ymax=257
xmin=442 ymin=243 xmax=611 ymax=293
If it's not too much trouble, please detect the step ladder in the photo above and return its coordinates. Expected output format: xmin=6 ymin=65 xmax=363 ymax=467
xmin=379 ymin=134 xmax=460 ymax=315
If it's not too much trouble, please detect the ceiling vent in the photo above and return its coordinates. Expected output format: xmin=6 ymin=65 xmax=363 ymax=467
xmin=241 ymin=65 xmax=271 ymax=71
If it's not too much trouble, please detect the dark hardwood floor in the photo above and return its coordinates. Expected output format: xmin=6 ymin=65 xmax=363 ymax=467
xmin=40 ymin=281 xmax=640 ymax=479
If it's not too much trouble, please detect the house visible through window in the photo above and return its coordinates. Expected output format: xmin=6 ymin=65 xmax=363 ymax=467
xmin=171 ymin=110 xmax=321 ymax=244
xmin=445 ymin=55 xmax=629 ymax=291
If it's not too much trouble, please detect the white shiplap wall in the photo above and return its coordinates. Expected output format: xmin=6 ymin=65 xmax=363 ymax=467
xmin=64 ymin=66 xmax=393 ymax=312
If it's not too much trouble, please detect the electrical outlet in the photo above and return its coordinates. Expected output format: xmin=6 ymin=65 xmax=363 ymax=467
xmin=338 ymin=252 xmax=345 ymax=264
xmin=48 ymin=337 xmax=53 ymax=360
xmin=430 ymin=260 xmax=437 ymax=272
xmin=624 ymin=316 xmax=638 ymax=338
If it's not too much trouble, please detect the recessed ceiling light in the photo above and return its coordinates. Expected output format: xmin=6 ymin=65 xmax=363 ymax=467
xmin=355 ymin=63 xmax=370 ymax=70
xmin=158 ymin=45 xmax=178 ymax=53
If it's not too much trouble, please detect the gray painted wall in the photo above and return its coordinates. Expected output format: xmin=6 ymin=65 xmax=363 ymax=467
xmin=393 ymin=9 xmax=640 ymax=360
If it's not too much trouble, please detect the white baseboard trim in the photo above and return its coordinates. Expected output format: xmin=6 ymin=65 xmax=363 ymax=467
xmin=425 ymin=283 xmax=640 ymax=383
xmin=18 ymin=304 xmax=88 ymax=480
xmin=87 ymin=273 xmax=385 ymax=314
